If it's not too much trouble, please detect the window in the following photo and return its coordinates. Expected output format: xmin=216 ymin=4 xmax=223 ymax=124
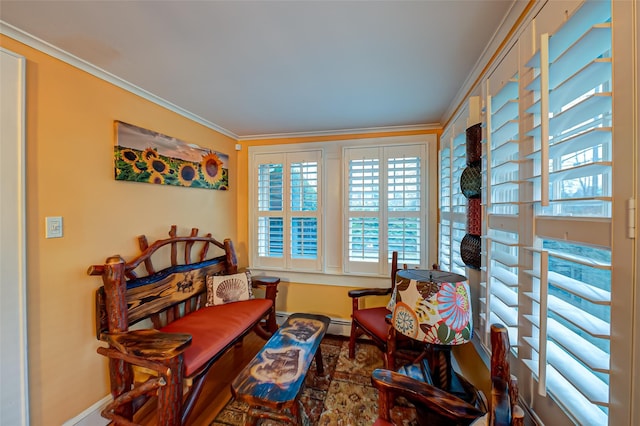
xmin=521 ymin=1 xmax=612 ymax=423
xmin=249 ymin=135 xmax=436 ymax=281
xmin=438 ymin=131 xmax=452 ymax=272
xmin=439 ymin=0 xmax=627 ymax=424
xmin=253 ymin=150 xmax=322 ymax=271
xmin=439 ymin=103 xmax=477 ymax=277
xmin=482 ymin=56 xmax=521 ymax=348
xmin=344 ymin=144 xmax=426 ymax=275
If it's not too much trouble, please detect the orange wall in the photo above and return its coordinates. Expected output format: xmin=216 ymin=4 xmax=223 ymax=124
xmin=1 ymin=35 xmax=238 ymax=425
xmin=1 ymin=33 xmax=442 ymax=423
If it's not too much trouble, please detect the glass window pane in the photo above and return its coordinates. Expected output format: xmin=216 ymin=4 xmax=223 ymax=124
xmin=388 ymin=156 xmax=420 ymax=212
xmin=388 ymin=217 xmax=420 ymax=264
xmin=539 ymin=239 xmax=611 ymax=423
xmin=257 ymin=217 xmax=283 ymax=257
xmin=290 ymin=161 xmax=318 ymax=212
xmin=291 ymin=217 xmax=317 ymax=258
xmin=348 ymin=217 xmax=379 ymax=262
xmin=258 ymin=163 xmax=283 ymax=212
xmin=349 ymin=158 xmax=379 ymax=212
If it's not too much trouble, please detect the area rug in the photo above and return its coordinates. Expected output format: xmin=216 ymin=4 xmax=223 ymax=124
xmin=212 ymin=336 xmax=417 ymax=426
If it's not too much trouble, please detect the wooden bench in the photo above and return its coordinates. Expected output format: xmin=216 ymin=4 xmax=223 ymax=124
xmin=87 ymin=225 xmax=280 ymax=425
xmin=231 ymin=313 xmax=330 ymax=425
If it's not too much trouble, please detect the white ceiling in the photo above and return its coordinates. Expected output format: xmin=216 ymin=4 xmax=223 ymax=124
xmin=0 ymin=0 xmax=519 ymax=138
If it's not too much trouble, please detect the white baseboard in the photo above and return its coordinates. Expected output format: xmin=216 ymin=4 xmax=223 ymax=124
xmin=275 ymin=311 xmax=351 ymax=337
xmin=62 ymin=394 xmax=110 ymax=426
xmin=68 ymin=313 xmax=352 ymax=425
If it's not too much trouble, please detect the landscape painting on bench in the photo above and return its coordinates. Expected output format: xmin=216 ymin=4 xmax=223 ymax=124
xmin=114 ymin=120 xmax=229 ymax=190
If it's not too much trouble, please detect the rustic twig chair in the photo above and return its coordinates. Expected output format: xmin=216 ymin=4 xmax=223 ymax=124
xmin=372 ymin=323 xmax=525 ymax=426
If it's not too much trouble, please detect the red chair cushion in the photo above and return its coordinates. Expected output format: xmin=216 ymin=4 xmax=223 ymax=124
xmin=160 ymin=298 xmax=272 ymax=376
xmin=353 ymin=306 xmax=391 ymax=341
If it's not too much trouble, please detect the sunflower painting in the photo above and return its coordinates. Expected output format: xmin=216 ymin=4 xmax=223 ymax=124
xmin=114 ymin=121 xmax=229 ymax=190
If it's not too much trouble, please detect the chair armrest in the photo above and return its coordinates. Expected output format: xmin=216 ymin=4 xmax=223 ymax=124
xmin=252 ymin=276 xmax=280 ymax=302
xmin=102 ymin=329 xmax=192 ymax=360
xmin=348 ymin=288 xmax=392 ymax=298
xmin=250 ymin=276 xmax=280 ymax=332
xmin=371 ymin=369 xmax=484 ymax=421
xmin=491 ymin=377 xmax=524 ymax=426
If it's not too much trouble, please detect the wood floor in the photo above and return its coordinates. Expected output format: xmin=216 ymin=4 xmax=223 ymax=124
xmin=135 ymin=332 xmax=267 ymax=426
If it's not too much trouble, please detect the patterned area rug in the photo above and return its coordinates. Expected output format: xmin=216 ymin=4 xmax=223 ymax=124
xmin=212 ymin=336 xmax=417 ymax=426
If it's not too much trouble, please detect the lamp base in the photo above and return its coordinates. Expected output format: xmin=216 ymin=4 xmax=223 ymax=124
xmin=413 ymin=344 xmax=472 ymax=401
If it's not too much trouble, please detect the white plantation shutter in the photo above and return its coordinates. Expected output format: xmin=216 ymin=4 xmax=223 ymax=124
xmin=521 ymin=0 xmax=612 ymax=423
xmin=438 ymin=130 xmax=452 ymax=272
xmin=257 ymin=160 xmax=284 ymax=259
xmin=482 ymin=61 xmax=521 ymax=349
xmin=290 ymin=161 xmax=318 ymax=259
xmin=388 ymin=155 xmax=422 ymax=263
xmin=439 ymin=111 xmax=473 ymax=277
xmin=347 ymin=150 xmax=380 ymax=264
xmin=450 ymin=130 xmax=468 ymax=276
xmin=254 ymin=151 xmax=322 ymax=270
xmin=345 ymin=144 xmax=426 ymax=274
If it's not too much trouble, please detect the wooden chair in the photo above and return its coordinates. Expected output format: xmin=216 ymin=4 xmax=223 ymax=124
xmin=348 ymin=251 xmax=405 ymax=369
xmin=371 ymin=323 xmax=525 ymax=426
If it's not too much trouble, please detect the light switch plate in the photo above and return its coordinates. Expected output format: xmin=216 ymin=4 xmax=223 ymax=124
xmin=45 ymin=216 xmax=63 ymax=238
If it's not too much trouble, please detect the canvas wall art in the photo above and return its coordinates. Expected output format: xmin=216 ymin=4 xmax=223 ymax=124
xmin=114 ymin=121 xmax=229 ymax=190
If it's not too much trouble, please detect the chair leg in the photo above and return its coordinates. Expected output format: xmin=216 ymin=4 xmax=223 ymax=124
xmin=349 ymin=322 xmax=359 ymax=358
xmin=385 ymin=327 xmax=396 ymax=370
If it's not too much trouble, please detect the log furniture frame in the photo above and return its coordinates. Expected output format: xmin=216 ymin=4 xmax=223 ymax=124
xmin=372 ymin=323 xmax=525 ymax=426
xmin=87 ymin=225 xmax=279 ymax=425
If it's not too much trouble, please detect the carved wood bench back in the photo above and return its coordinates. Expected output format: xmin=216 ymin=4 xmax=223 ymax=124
xmin=88 ymin=225 xmax=238 ymax=339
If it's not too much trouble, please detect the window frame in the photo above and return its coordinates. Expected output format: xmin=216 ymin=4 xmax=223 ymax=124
xmin=251 ymin=149 xmax=323 ymax=272
xmin=438 ymin=0 xmax=637 ymax=424
xmin=343 ymin=143 xmax=427 ymax=275
xmin=248 ymin=134 xmax=438 ymax=286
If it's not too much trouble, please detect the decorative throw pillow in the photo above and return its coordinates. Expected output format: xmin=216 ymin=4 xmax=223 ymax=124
xmin=205 ymin=271 xmax=254 ymax=306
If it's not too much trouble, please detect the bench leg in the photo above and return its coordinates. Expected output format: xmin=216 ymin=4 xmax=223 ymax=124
xmin=314 ymin=346 xmax=324 ymax=376
xmin=109 ymin=358 xmax=134 ymax=421
xmin=291 ymin=400 xmax=302 ymax=425
xmin=245 ymin=410 xmax=259 ymax=426
xmin=157 ymin=355 xmax=183 ymax=426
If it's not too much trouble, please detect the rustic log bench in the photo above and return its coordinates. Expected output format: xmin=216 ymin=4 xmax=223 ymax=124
xmin=87 ymin=225 xmax=280 ymax=426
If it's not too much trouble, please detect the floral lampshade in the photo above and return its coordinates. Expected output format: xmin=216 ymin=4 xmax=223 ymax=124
xmin=391 ymin=270 xmax=472 ymax=346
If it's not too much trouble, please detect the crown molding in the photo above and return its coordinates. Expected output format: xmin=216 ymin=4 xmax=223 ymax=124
xmin=2 ymin=21 xmax=442 ymax=142
xmin=441 ymin=0 xmax=544 ymax=129
xmin=238 ymin=123 xmax=441 ymax=141
xmin=0 ymin=21 xmax=240 ymax=140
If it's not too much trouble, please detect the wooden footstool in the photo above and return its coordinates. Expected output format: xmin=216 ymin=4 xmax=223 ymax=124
xmin=231 ymin=313 xmax=330 ymax=425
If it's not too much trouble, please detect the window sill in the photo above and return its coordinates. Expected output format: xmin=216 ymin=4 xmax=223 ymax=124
xmin=247 ymin=267 xmax=391 ymax=289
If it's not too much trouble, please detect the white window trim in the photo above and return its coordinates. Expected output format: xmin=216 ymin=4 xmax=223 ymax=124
xmin=343 ymin=143 xmax=427 ymax=275
xmin=248 ymin=134 xmax=438 ymax=288
xmin=252 ymin=150 xmax=323 ymax=271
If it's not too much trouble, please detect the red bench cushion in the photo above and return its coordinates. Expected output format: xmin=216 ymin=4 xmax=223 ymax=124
xmin=160 ymin=298 xmax=273 ymax=376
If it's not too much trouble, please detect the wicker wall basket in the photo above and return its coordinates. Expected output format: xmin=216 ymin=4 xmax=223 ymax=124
xmin=467 ymin=198 xmax=481 ymax=235
xmin=465 ymin=123 xmax=482 ymax=164
xmin=460 ymin=163 xmax=481 ymax=199
xmin=461 ymin=233 xmax=481 ymax=270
